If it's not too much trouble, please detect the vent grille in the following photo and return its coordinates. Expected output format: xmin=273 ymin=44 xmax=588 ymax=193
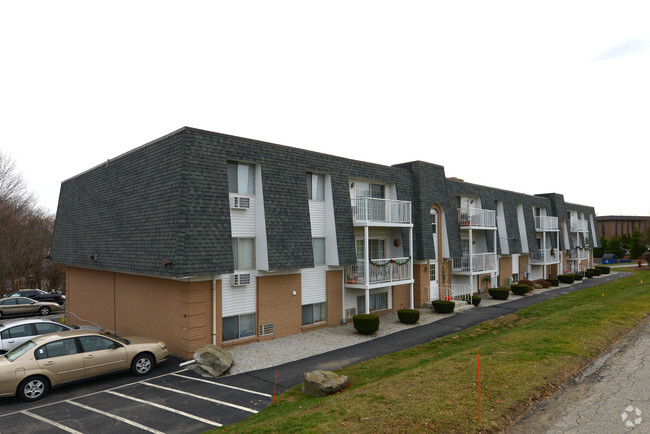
xmin=344 ymin=307 xmax=357 ymax=318
xmin=259 ymin=323 xmax=275 ymax=336
xmin=231 ymin=273 xmax=251 ymax=286
xmin=230 ymin=196 xmax=250 ymax=209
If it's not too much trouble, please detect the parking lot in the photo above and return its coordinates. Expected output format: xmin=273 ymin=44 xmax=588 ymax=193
xmin=0 ymin=313 xmax=274 ymax=432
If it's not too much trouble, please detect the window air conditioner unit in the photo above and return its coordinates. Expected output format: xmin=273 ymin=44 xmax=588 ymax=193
xmin=230 ymin=196 xmax=250 ymax=209
xmin=231 ymin=273 xmax=251 ymax=286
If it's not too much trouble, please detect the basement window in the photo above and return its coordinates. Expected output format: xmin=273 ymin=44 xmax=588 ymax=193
xmin=222 ymin=313 xmax=256 ymax=342
xmin=302 ymin=302 xmax=326 ymax=326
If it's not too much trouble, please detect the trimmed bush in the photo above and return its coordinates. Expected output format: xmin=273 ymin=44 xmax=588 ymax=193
xmin=488 ymin=287 xmax=510 ymax=300
xmin=595 ymin=265 xmax=610 ymax=274
xmin=547 ymin=278 xmax=559 ymax=287
xmin=534 ymin=279 xmax=551 ymax=288
xmin=558 ymin=274 xmax=575 ymax=284
xmin=518 ymin=279 xmax=535 ymax=288
xmin=432 ymin=300 xmax=455 ymax=314
xmin=572 ymin=274 xmax=583 ymax=281
xmin=587 ymin=268 xmax=601 ymax=276
xmin=397 ymin=308 xmax=420 ymax=324
xmin=585 ymin=270 xmax=594 ymax=278
xmin=352 ymin=314 xmax=380 ymax=335
xmin=471 ymin=295 xmax=481 ymax=307
xmin=511 ymin=284 xmax=530 ymax=295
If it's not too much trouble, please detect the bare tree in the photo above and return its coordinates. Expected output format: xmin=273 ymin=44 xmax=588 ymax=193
xmin=0 ymin=151 xmax=64 ymax=293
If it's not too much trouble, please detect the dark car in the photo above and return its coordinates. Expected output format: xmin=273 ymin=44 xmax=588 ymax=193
xmin=5 ymin=289 xmax=65 ymax=305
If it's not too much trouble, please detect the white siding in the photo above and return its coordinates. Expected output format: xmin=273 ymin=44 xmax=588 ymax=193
xmin=230 ymin=194 xmax=256 ymax=237
xmin=222 ymin=274 xmax=257 ymax=317
xmin=517 ymin=204 xmax=529 ymax=253
xmin=309 ymin=200 xmax=326 ymax=237
xmin=512 ymin=254 xmax=519 ymax=273
xmin=496 ymin=201 xmax=509 ymax=255
xmin=302 ymin=267 xmax=327 ymax=305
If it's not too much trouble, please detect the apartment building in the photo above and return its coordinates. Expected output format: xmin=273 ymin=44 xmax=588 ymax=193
xmin=51 ymin=127 xmax=600 ymax=358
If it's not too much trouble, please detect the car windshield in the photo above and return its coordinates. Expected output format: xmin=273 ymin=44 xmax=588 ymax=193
xmin=112 ymin=335 xmax=131 ymax=345
xmin=5 ymin=340 xmax=36 ymax=362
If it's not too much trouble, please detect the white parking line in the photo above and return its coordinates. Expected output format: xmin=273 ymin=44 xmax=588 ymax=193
xmin=67 ymin=400 xmax=165 ymax=434
xmin=22 ymin=410 xmax=83 ymax=434
xmin=106 ymin=390 xmax=222 ymax=427
xmin=171 ymin=372 xmax=273 ymax=397
xmin=141 ymin=381 xmax=258 ymax=413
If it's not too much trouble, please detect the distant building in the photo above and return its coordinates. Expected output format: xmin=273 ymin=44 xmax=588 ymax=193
xmin=596 ymin=216 xmax=650 ymax=239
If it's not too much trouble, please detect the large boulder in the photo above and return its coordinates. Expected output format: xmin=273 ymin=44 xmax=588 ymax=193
xmin=302 ymin=370 xmax=349 ymax=397
xmin=189 ymin=345 xmax=234 ymax=377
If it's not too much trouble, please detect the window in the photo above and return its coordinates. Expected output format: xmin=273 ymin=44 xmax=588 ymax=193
xmin=227 ymin=161 xmax=255 ymax=194
xmin=79 ymin=336 xmax=121 ymax=352
xmin=1 ymin=324 xmax=33 ymax=339
xmin=356 ymin=239 xmax=385 ymax=260
xmin=302 ymin=302 xmax=326 ymax=325
xmin=313 ymin=238 xmax=325 ymax=265
xmin=223 ymin=313 xmax=256 ymax=341
xmin=0 ymin=299 xmax=16 ymax=305
xmin=356 ymin=292 xmax=388 ymax=313
xmin=35 ymin=338 xmax=79 ymax=359
xmin=306 ymin=172 xmax=325 ymax=200
xmin=34 ymin=323 xmax=68 ymax=335
xmin=429 ymin=264 xmax=436 ymax=281
xmin=233 ymin=238 xmax=255 ymax=270
xmin=512 ymin=273 xmax=519 ymax=283
xmin=354 ymin=181 xmax=385 ymax=199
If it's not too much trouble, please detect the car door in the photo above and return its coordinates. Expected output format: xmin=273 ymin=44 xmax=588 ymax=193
xmin=35 ymin=338 xmax=85 ymax=385
xmin=0 ymin=299 xmax=19 ymax=316
xmin=15 ymin=298 xmax=37 ymax=315
xmin=0 ymin=324 xmax=35 ymax=352
xmin=78 ymin=335 xmax=128 ymax=378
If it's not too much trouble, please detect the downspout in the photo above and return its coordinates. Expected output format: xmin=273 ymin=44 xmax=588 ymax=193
xmin=342 ymin=271 xmax=346 ymax=324
xmin=212 ymin=276 xmax=217 ymax=345
xmin=409 ymin=226 xmax=414 ymax=309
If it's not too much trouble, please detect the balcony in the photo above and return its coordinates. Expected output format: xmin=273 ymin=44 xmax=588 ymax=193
xmin=452 ymin=253 xmax=497 ymax=274
xmin=352 ymin=198 xmax=411 ymax=226
xmin=529 ymin=249 xmax=560 ymax=265
xmin=458 ymin=207 xmax=496 ymax=229
xmin=570 ymin=219 xmax=588 ymax=232
xmin=566 ymin=248 xmax=589 ymax=260
xmin=345 ymin=257 xmax=412 ymax=287
xmin=535 ymin=216 xmax=559 ymax=232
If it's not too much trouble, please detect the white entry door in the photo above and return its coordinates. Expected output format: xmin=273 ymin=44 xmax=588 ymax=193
xmin=430 ymin=210 xmax=439 ymax=300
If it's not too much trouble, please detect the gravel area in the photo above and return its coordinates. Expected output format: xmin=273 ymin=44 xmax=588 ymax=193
xmin=225 ymin=281 xmax=582 ymax=375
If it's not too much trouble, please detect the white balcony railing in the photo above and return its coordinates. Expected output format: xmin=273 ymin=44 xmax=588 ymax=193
xmin=352 ymin=198 xmax=411 ymax=225
xmin=529 ymin=249 xmax=561 ymax=264
xmin=345 ymin=257 xmax=412 ymax=286
xmin=458 ymin=207 xmax=496 ymax=228
xmin=566 ymin=248 xmax=589 ymax=260
xmin=452 ymin=253 xmax=497 ymax=273
xmin=535 ymin=216 xmax=559 ymax=231
xmin=438 ymin=284 xmax=473 ymax=302
xmin=570 ymin=219 xmax=588 ymax=232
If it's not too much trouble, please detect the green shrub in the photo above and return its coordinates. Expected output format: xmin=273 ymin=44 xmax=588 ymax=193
xmin=432 ymin=300 xmax=455 ymax=314
xmin=558 ymin=274 xmax=575 ymax=284
xmin=488 ymin=287 xmax=510 ymax=300
xmin=595 ymin=265 xmax=610 ymax=274
xmin=511 ymin=284 xmax=530 ymax=295
xmin=585 ymin=270 xmax=594 ymax=278
xmin=471 ymin=295 xmax=481 ymax=307
xmin=572 ymin=274 xmax=583 ymax=281
xmin=397 ymin=309 xmax=420 ymax=324
xmin=587 ymin=268 xmax=602 ymax=276
xmin=353 ymin=314 xmax=380 ymax=335
xmin=547 ymin=278 xmax=559 ymax=286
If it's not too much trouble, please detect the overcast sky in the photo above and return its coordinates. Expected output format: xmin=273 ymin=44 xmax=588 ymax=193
xmin=1 ymin=1 xmax=649 ymax=217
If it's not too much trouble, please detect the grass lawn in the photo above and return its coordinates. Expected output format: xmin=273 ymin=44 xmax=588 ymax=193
xmin=221 ymin=270 xmax=650 ymax=433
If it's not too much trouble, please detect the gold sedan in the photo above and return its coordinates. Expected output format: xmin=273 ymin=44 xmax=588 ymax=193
xmin=0 ymin=330 xmax=168 ymax=401
xmin=0 ymin=297 xmax=60 ymax=319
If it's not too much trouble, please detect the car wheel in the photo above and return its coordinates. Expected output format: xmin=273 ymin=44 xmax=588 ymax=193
xmin=39 ymin=306 xmax=51 ymax=316
xmin=131 ymin=353 xmax=155 ymax=376
xmin=17 ymin=376 xmax=50 ymax=402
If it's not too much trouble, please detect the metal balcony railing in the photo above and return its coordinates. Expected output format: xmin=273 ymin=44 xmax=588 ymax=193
xmin=570 ymin=219 xmax=588 ymax=232
xmin=529 ymin=249 xmax=560 ymax=264
xmin=566 ymin=248 xmax=589 ymax=260
xmin=458 ymin=207 xmax=496 ymax=228
xmin=452 ymin=253 xmax=497 ymax=273
xmin=351 ymin=198 xmax=411 ymax=225
xmin=345 ymin=257 xmax=412 ymax=286
xmin=534 ymin=216 xmax=559 ymax=231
